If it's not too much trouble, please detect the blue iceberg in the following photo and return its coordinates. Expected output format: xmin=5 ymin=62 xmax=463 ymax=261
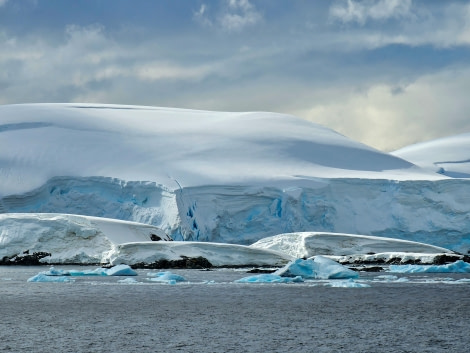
xmin=147 ymin=271 xmax=187 ymax=284
xmin=235 ymin=274 xmax=304 ymax=284
xmin=104 ymin=264 xmax=137 ymax=276
xmin=389 ymin=260 xmax=470 ymax=273
xmin=275 ymin=256 xmax=359 ymax=279
xmin=27 ymin=274 xmax=75 ymax=283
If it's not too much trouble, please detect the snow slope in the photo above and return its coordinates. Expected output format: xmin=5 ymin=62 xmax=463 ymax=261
xmin=1 ymin=103 xmax=470 ymax=252
xmin=393 ymin=133 xmax=470 ymax=178
xmin=0 ymin=103 xmax=439 ymax=197
xmin=250 ymin=232 xmax=452 ymax=258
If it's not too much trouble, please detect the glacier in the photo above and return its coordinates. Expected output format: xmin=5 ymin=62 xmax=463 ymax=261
xmin=1 ymin=103 xmax=470 ymax=259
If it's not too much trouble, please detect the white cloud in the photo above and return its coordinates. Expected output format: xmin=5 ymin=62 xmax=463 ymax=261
xmin=330 ymin=0 xmax=413 ymax=25
xmin=296 ymin=68 xmax=470 ymax=151
xmin=193 ymin=4 xmax=212 ymax=27
xmin=219 ymin=0 xmax=262 ymax=31
xmin=327 ymin=1 xmax=470 ymax=49
xmin=0 ymin=0 xmax=8 ymax=8
xmin=194 ymin=0 xmax=262 ymax=32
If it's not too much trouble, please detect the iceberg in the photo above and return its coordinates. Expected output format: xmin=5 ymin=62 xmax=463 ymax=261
xmin=27 ymin=274 xmax=75 ymax=283
xmin=389 ymin=260 xmax=470 ymax=273
xmin=147 ymin=271 xmax=187 ymax=284
xmin=274 ymin=256 xmax=358 ymax=279
xmin=235 ymin=274 xmax=304 ymax=284
xmin=104 ymin=264 xmax=137 ymax=276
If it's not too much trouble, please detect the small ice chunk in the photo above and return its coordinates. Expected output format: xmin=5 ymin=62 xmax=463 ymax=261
xmin=118 ymin=278 xmax=139 ymax=284
xmin=27 ymin=274 xmax=75 ymax=283
xmin=105 ymin=264 xmax=138 ymax=276
xmin=275 ymin=256 xmax=358 ymax=279
xmin=389 ymin=260 xmax=470 ymax=274
xmin=235 ymin=274 xmax=304 ymax=283
xmin=325 ymin=279 xmax=371 ymax=288
xmin=147 ymin=271 xmax=186 ymax=283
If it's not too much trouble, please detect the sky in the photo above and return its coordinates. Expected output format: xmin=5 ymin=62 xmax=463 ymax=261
xmin=1 ymin=0 xmax=470 ymax=151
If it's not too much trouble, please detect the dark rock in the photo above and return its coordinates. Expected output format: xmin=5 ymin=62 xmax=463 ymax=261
xmin=131 ymin=256 xmax=213 ymax=269
xmin=0 ymin=251 xmax=51 ymax=266
xmin=150 ymin=233 xmax=162 ymax=241
xmin=355 ymin=266 xmax=384 ymax=272
xmin=433 ymin=254 xmax=462 ymax=265
xmin=247 ymin=268 xmax=276 ymax=274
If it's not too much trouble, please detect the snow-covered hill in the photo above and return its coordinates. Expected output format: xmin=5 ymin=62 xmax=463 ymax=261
xmin=393 ymin=133 xmax=470 ymax=178
xmin=1 ymin=104 xmax=470 ymax=253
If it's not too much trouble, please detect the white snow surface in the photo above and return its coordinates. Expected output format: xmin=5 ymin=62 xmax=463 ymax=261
xmin=1 ymin=104 xmax=470 ymax=252
xmin=0 ymin=213 xmax=291 ymax=267
xmin=105 ymin=241 xmax=292 ymax=267
xmin=0 ymin=213 xmax=170 ymax=264
xmin=393 ymin=133 xmax=470 ymax=178
xmin=0 ymin=103 xmax=438 ymax=197
xmin=250 ymin=232 xmax=452 ymax=258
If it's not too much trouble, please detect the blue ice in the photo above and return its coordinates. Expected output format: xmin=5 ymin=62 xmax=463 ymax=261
xmin=275 ymin=256 xmax=359 ymax=279
xmin=147 ymin=271 xmax=187 ymax=284
xmin=235 ymin=274 xmax=304 ymax=284
xmin=27 ymin=274 xmax=75 ymax=283
xmin=104 ymin=264 xmax=138 ymax=276
xmin=389 ymin=260 xmax=470 ymax=273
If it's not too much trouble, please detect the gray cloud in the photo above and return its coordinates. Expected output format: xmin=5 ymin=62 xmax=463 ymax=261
xmin=329 ymin=0 xmax=413 ymax=25
xmin=1 ymin=1 xmax=470 ymax=152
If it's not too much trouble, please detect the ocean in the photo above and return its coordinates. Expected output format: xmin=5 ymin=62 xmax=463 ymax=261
xmin=1 ymin=266 xmax=469 ymax=353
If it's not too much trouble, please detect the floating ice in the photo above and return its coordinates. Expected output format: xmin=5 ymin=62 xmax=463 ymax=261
xmin=389 ymin=260 xmax=470 ymax=273
xmin=41 ymin=267 xmax=71 ymax=276
xmin=27 ymin=274 xmax=75 ymax=283
xmin=325 ymin=279 xmax=370 ymax=288
xmin=118 ymin=278 xmax=139 ymax=284
xmin=104 ymin=264 xmax=137 ymax=276
xmin=147 ymin=271 xmax=186 ymax=284
xmin=275 ymin=256 xmax=358 ymax=279
xmin=67 ymin=268 xmax=108 ymax=276
xmin=235 ymin=274 xmax=304 ymax=284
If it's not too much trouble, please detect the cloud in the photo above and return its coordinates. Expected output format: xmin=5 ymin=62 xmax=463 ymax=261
xmin=295 ymin=67 xmax=470 ymax=151
xmin=193 ymin=4 xmax=213 ymax=27
xmin=219 ymin=0 xmax=262 ymax=31
xmin=194 ymin=0 xmax=262 ymax=32
xmin=329 ymin=0 xmax=413 ymax=25
xmin=327 ymin=1 xmax=470 ymax=49
xmin=0 ymin=0 xmax=8 ymax=7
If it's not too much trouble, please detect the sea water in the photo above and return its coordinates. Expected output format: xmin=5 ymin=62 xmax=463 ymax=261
xmin=1 ymin=266 xmax=469 ymax=353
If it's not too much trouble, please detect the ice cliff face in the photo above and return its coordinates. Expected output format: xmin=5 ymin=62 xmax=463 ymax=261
xmin=2 ymin=176 xmax=469 ymax=253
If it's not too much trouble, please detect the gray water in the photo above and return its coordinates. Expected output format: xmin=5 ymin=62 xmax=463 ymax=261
xmin=1 ymin=267 xmax=469 ymax=353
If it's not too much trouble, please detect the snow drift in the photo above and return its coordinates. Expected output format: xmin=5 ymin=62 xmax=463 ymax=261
xmin=1 ymin=104 xmax=470 ymax=253
xmin=393 ymin=132 xmax=470 ymax=178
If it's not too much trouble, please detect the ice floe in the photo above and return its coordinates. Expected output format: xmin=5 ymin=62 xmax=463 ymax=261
xmin=389 ymin=260 xmax=470 ymax=273
xmin=274 ymin=256 xmax=358 ymax=280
